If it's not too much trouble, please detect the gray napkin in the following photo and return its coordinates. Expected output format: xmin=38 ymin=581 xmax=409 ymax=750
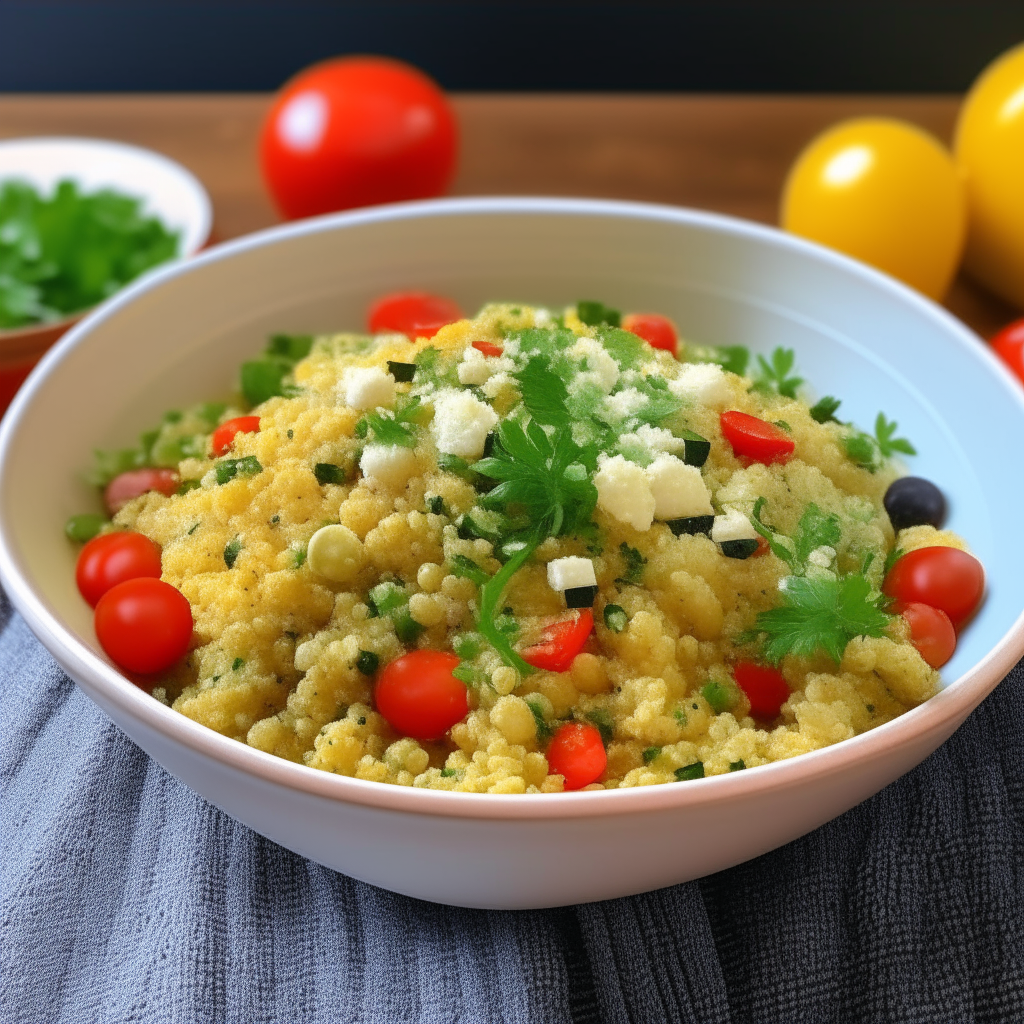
xmin=2 ymin=588 xmax=1021 ymax=1023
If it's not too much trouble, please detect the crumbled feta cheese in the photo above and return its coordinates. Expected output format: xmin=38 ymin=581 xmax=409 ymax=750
xmin=570 ymin=338 xmax=620 ymax=393
xmin=807 ymin=545 xmax=837 ymax=568
xmin=547 ymin=556 xmax=597 ymax=592
xmin=457 ymin=347 xmax=493 ymax=386
xmin=430 ymin=390 xmax=499 ymax=459
xmin=668 ymin=363 xmax=731 ymax=408
xmin=711 ymin=509 xmax=758 ymax=544
xmin=533 ymin=308 xmax=552 ymax=328
xmin=359 ymin=444 xmax=419 ymax=488
xmin=339 ymin=366 xmax=395 ymax=411
xmin=594 ymin=455 xmax=655 ymax=531
xmin=482 ymin=371 xmax=516 ymax=401
xmin=618 ymin=424 xmax=686 ymax=460
xmin=645 ymin=456 xmax=714 ymax=520
xmin=601 ymin=387 xmax=649 ymax=421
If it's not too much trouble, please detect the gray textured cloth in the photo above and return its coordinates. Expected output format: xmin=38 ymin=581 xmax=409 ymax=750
xmin=2 ymin=587 xmax=1022 ymax=1024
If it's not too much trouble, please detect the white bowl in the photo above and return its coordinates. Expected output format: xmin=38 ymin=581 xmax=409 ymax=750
xmin=1 ymin=198 xmax=1022 ymax=909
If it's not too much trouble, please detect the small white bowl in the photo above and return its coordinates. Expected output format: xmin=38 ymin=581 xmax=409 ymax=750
xmin=1 ymin=197 xmax=1022 ymax=909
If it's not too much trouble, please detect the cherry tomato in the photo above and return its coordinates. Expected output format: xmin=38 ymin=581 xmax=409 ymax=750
xmin=782 ymin=118 xmax=966 ymax=299
xmin=76 ymin=531 xmax=163 ymax=608
xmin=719 ymin=411 xmax=795 ymax=465
xmin=733 ymin=661 xmax=790 ymax=719
xmin=752 ymin=535 xmax=771 ymax=558
xmin=472 ymin=340 xmax=504 ymax=358
xmin=990 ymin=319 xmax=1024 ymax=386
xmin=375 ymin=650 xmax=468 ymax=740
xmin=621 ymin=313 xmax=678 ymax=356
xmin=211 ymin=415 xmax=261 ymax=457
xmin=900 ymin=603 xmax=957 ymax=669
xmin=883 ymin=546 xmax=985 ymax=630
xmin=104 ymin=468 xmax=179 ymax=515
xmin=95 ymin=577 xmax=193 ymax=675
xmin=954 ymin=43 xmax=1024 ymax=309
xmin=546 ymin=722 xmax=607 ymax=791
xmin=368 ymin=291 xmax=463 ymax=340
xmin=522 ymin=609 xmax=594 ymax=673
xmin=259 ymin=56 xmax=458 ymax=220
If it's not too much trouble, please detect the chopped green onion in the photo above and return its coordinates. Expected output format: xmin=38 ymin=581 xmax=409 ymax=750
xmin=64 ymin=513 xmax=106 ymax=543
xmin=314 ymin=462 xmax=346 ymax=485
xmin=355 ymin=650 xmax=379 ymax=676
xmin=603 ymin=605 xmax=627 ymax=632
xmin=642 ymin=746 xmax=661 ymax=765
xmin=231 ymin=657 xmax=244 ymax=671
xmin=223 ymin=538 xmax=242 ymax=569
xmin=576 ymin=300 xmax=621 ymax=327
xmin=700 ymin=680 xmax=733 ymax=713
xmin=675 ymin=762 xmax=705 ymax=781
xmin=729 ymin=760 xmax=746 ymax=772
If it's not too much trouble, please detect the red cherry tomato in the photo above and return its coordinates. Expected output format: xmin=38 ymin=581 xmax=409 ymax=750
xmin=472 ymin=340 xmax=504 ymax=358
xmin=104 ymin=468 xmax=179 ymax=515
xmin=95 ymin=577 xmax=193 ymax=675
xmin=211 ymin=416 xmax=261 ymax=457
xmin=522 ymin=609 xmax=595 ymax=673
xmin=733 ymin=661 xmax=790 ymax=719
xmin=76 ymin=531 xmax=163 ymax=608
xmin=990 ymin=318 xmax=1024 ymax=385
xmin=752 ymin=535 xmax=771 ymax=558
xmin=546 ymin=722 xmax=607 ymax=791
xmin=719 ymin=411 xmax=795 ymax=465
xmin=259 ymin=56 xmax=458 ymax=220
xmin=621 ymin=313 xmax=678 ymax=356
xmin=883 ymin=546 xmax=985 ymax=630
xmin=368 ymin=291 xmax=464 ymax=340
xmin=900 ymin=602 xmax=957 ymax=669
xmin=375 ymin=650 xmax=468 ymax=740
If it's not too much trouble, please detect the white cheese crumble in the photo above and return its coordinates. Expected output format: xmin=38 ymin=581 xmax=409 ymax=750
xmin=807 ymin=545 xmax=837 ymax=568
xmin=668 ymin=363 xmax=731 ymax=408
xmin=457 ymin=345 xmax=515 ymax=386
xmin=339 ymin=366 xmax=395 ymax=411
xmin=711 ymin=509 xmax=758 ymax=544
xmin=547 ymin=556 xmax=597 ymax=592
xmin=601 ymin=387 xmax=649 ymax=422
xmin=430 ymin=390 xmax=499 ymax=459
xmin=359 ymin=444 xmax=419 ymax=488
xmin=594 ymin=455 xmax=655 ymax=531
xmin=645 ymin=456 xmax=714 ymax=520
xmin=533 ymin=308 xmax=552 ymax=327
xmin=618 ymin=424 xmax=687 ymax=460
xmin=569 ymin=338 xmax=619 ymax=393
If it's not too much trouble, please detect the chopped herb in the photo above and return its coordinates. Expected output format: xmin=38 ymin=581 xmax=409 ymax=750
xmin=358 ymin=395 xmax=422 ymax=448
xmin=386 ymin=360 xmax=416 ymax=382
xmin=753 ymin=347 xmax=803 ymax=398
xmin=437 ymin=453 xmax=470 ymax=476
xmin=267 ymin=333 xmax=313 ymax=362
xmin=187 ymin=522 xmax=200 ymax=535
xmin=526 ymin=697 xmax=553 ymax=740
xmin=177 ymin=479 xmax=201 ymax=495
xmin=357 ymin=716 xmax=366 ymax=726
xmin=240 ymin=359 xmax=291 ymax=406
xmin=682 ymin=343 xmax=749 ymax=376
xmin=729 ymin=760 xmax=746 ymax=772
xmin=809 ymin=396 xmax=842 ymax=423
xmin=603 ymin=604 xmax=628 ymax=632
xmin=394 ymin=609 xmax=425 ymax=646
xmin=216 ymin=456 xmax=262 ymax=484
xmin=223 ymin=538 xmax=242 ymax=569
xmin=866 ymin=704 xmax=875 ymax=714
xmin=452 ymin=633 xmax=483 ymax=659
xmin=291 ymin=547 xmax=307 ymax=568
xmin=514 ymin=357 xmax=571 ymax=428
xmin=231 ymin=657 xmax=244 ymax=671
xmin=577 ymin=300 xmax=621 ymax=328
xmin=440 ymin=767 xmax=458 ymax=778
xmin=642 ymin=746 xmax=662 ymax=765
xmin=774 ymin=420 xmax=792 ymax=432
xmin=286 ymin=429 xmax=294 ymax=439
xmin=615 ymin=542 xmax=646 ymax=586
xmin=844 ymin=431 xmax=879 ymax=470
xmin=675 ymin=762 xmax=705 ymax=781
xmin=751 ymin=498 xmax=841 ymax=573
xmin=64 ymin=513 xmax=106 ymax=543
xmin=450 ymin=553 xmax=491 ymax=587
xmin=674 ymin=706 xmax=688 ymax=725
xmin=844 ymin=413 xmax=916 ymax=470
xmin=585 ymin=709 xmax=614 ymax=746
xmin=873 ymin=413 xmax=916 ymax=458
xmin=883 ymin=546 xmax=905 ymax=578
xmin=700 ymin=680 xmax=733 ymax=713
xmin=314 ymin=462 xmax=346 ymax=485
xmin=452 ymin=663 xmax=485 ymax=687
xmin=427 ymin=495 xmax=446 ymax=515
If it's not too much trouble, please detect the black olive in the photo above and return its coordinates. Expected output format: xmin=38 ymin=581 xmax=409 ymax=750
xmin=884 ymin=477 xmax=946 ymax=532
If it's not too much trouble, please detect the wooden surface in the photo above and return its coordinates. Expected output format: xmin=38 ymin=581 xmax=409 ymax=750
xmin=0 ymin=93 xmax=1016 ymax=337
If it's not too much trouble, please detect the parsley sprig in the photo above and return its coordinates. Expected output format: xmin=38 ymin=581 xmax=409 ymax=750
xmin=355 ymin=395 xmax=422 ymax=448
xmin=844 ymin=413 xmax=916 ymax=470
xmin=753 ymin=347 xmax=803 ymax=398
xmin=750 ymin=498 xmax=841 ymax=574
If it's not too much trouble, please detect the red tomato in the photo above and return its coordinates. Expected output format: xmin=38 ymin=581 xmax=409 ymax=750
xmin=211 ymin=415 xmax=261 ymax=457
xmin=472 ymin=340 xmax=504 ymax=358
xmin=752 ymin=535 xmax=771 ymax=558
xmin=522 ymin=609 xmax=595 ymax=673
xmin=733 ymin=661 xmax=790 ymax=719
xmin=368 ymin=292 xmax=464 ymax=340
xmin=883 ymin=546 xmax=985 ymax=630
xmin=259 ymin=56 xmax=458 ymax=219
xmin=719 ymin=411 xmax=795 ymax=465
xmin=104 ymin=468 xmax=179 ymax=515
xmin=621 ymin=313 xmax=678 ymax=356
xmin=900 ymin=602 xmax=957 ymax=669
xmin=546 ymin=722 xmax=607 ymax=791
xmin=95 ymin=577 xmax=193 ymax=675
xmin=76 ymin=531 xmax=163 ymax=608
xmin=375 ymin=650 xmax=468 ymax=740
xmin=990 ymin=318 xmax=1024 ymax=385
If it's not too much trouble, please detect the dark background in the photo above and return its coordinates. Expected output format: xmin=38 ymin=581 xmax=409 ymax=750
xmin=2 ymin=1 xmax=1023 ymax=93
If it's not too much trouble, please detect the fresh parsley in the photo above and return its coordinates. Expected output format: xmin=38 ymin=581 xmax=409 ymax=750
xmin=844 ymin=413 xmax=916 ymax=470
xmin=577 ymin=300 xmax=621 ymax=327
xmin=750 ymin=498 xmax=841 ymax=573
xmin=681 ymin=343 xmax=749 ymax=376
xmin=753 ymin=347 xmax=803 ymax=398
xmin=615 ymin=543 xmax=647 ymax=586
xmin=873 ymin=413 xmax=917 ymax=458
xmin=355 ymin=395 xmax=422 ymax=448
xmin=809 ymin=396 xmax=842 ymax=424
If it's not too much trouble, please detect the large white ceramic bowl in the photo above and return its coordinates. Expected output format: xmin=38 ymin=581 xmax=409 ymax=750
xmin=1 ymin=198 xmax=1022 ymax=909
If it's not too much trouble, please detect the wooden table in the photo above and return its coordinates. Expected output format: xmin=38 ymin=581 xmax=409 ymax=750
xmin=1 ymin=94 xmax=1016 ymax=338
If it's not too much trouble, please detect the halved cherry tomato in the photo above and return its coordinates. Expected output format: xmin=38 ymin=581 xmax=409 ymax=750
xmin=546 ymin=722 xmax=607 ymax=790
xmin=472 ymin=340 xmax=504 ymax=358
xmin=720 ymin=411 xmax=795 ymax=465
xmin=95 ymin=577 xmax=193 ymax=675
xmin=733 ymin=661 xmax=790 ymax=719
xmin=104 ymin=468 xmax=179 ymax=515
xmin=76 ymin=531 xmax=163 ymax=608
xmin=522 ymin=609 xmax=594 ymax=673
xmin=622 ymin=313 xmax=678 ymax=356
xmin=883 ymin=546 xmax=985 ymax=630
xmin=752 ymin=535 xmax=771 ymax=558
xmin=900 ymin=602 xmax=957 ymax=669
xmin=211 ymin=415 xmax=261 ymax=457
xmin=990 ymin=318 xmax=1024 ymax=386
xmin=368 ymin=292 xmax=463 ymax=339
xmin=375 ymin=650 xmax=468 ymax=740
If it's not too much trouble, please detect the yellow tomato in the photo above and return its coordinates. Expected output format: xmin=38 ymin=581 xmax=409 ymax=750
xmin=780 ymin=118 xmax=966 ymax=300
xmin=954 ymin=43 xmax=1024 ymax=310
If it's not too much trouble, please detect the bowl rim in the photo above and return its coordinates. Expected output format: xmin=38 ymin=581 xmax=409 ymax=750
xmin=2 ymin=194 xmax=1023 ymax=822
